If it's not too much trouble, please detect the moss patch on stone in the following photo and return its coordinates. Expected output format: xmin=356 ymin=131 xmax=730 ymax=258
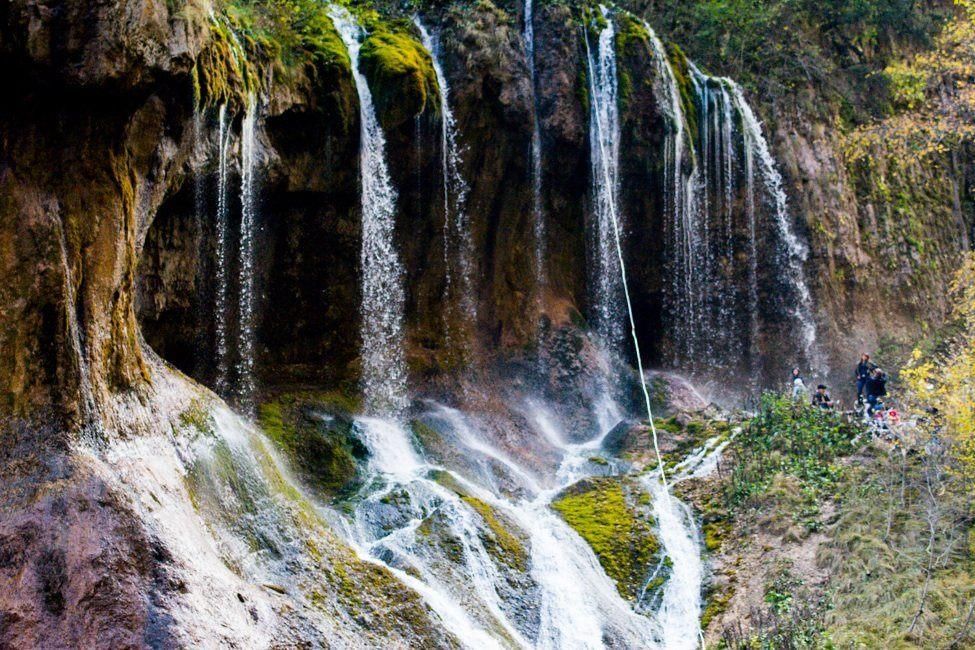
xmin=666 ymin=42 xmax=699 ymax=149
xmin=359 ymin=21 xmax=439 ymax=129
xmin=551 ymin=477 xmax=659 ymax=599
xmin=428 ymin=468 xmax=529 ymax=571
xmin=257 ymin=390 xmax=366 ymax=499
xmin=461 ymin=495 xmax=529 ymax=571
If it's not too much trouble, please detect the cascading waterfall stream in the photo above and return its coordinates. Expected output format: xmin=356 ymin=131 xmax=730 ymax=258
xmin=640 ymin=21 xmax=823 ymax=381
xmin=585 ymin=8 xmax=669 ymax=491
xmin=236 ymin=94 xmax=259 ymax=413
xmin=729 ymin=84 xmax=824 ymax=373
xmin=585 ymin=10 xmax=705 ymax=647
xmin=330 ymin=5 xmax=409 ymax=418
xmin=644 ymin=24 xmax=708 ymax=367
xmin=524 ymin=0 xmax=546 ymax=307
xmin=414 ymin=18 xmax=476 ymax=333
xmin=584 ymin=12 xmax=625 ymax=359
xmin=214 ymin=104 xmax=232 ymax=397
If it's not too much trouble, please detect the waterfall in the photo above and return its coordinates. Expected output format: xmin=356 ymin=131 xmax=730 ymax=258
xmin=644 ymin=25 xmax=710 ymax=367
xmin=584 ymin=10 xmax=625 ymax=357
xmin=525 ymin=0 xmax=546 ymax=301
xmin=236 ymin=94 xmax=259 ymax=413
xmin=329 ymin=6 xmax=409 ymax=417
xmin=214 ymin=104 xmax=232 ymax=397
xmin=728 ymin=84 xmax=823 ymax=373
xmin=639 ymin=21 xmax=823 ymax=381
xmin=414 ymin=18 xmax=476 ymax=331
xmin=584 ymin=11 xmax=704 ymax=647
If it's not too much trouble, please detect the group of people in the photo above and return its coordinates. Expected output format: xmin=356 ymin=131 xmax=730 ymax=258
xmin=855 ymin=353 xmax=889 ymax=414
xmin=789 ymin=352 xmax=889 ymax=416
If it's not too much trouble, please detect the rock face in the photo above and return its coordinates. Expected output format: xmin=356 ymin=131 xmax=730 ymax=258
xmin=1 ymin=0 xmax=973 ymax=645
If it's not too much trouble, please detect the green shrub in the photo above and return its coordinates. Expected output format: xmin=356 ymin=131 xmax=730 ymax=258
xmin=726 ymin=393 xmax=859 ymax=508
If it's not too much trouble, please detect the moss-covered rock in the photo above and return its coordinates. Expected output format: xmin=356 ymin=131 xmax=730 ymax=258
xmin=359 ymin=21 xmax=439 ymax=130
xmin=428 ymin=468 xmax=530 ymax=571
xmin=613 ymin=11 xmax=649 ymax=108
xmin=257 ymin=391 xmax=367 ymax=499
xmin=665 ymin=42 xmax=699 ymax=149
xmin=551 ymin=477 xmax=659 ymax=599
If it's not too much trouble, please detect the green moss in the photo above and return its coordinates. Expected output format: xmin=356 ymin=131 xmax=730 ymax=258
xmin=665 ymin=42 xmax=699 ymax=150
xmin=701 ymin=585 xmax=733 ymax=629
xmin=427 ymin=468 xmax=528 ymax=570
xmin=703 ymin=519 xmax=731 ymax=552
xmin=551 ymin=478 xmax=659 ymax=598
xmin=614 ymin=12 xmax=649 ymax=55
xmin=257 ymin=391 xmax=366 ymax=498
xmin=428 ymin=468 xmax=467 ymax=495
xmin=176 ymin=399 xmax=214 ymax=436
xmin=653 ymin=416 xmax=681 ymax=434
xmin=359 ymin=24 xmax=439 ymax=129
xmin=611 ymin=11 xmax=649 ymax=109
xmin=462 ymin=496 xmax=529 ymax=571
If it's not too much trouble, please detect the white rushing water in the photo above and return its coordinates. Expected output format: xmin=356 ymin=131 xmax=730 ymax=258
xmin=319 ymin=10 xmax=705 ymax=647
xmin=584 ymin=8 xmax=625 ymax=357
xmin=236 ymin=94 xmax=259 ymax=413
xmin=214 ymin=104 xmax=232 ymax=397
xmin=728 ymin=83 xmax=824 ymax=373
xmin=330 ymin=5 xmax=409 ymax=417
xmin=638 ymin=21 xmax=824 ymax=381
xmin=414 ymin=18 xmax=476 ymax=332
xmin=524 ymin=0 xmax=546 ymax=296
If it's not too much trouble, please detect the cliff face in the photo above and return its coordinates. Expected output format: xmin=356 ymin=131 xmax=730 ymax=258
xmin=1 ymin=0 xmax=973 ymax=644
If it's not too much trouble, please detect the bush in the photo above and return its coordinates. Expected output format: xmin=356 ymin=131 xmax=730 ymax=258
xmin=726 ymin=393 xmax=859 ymax=508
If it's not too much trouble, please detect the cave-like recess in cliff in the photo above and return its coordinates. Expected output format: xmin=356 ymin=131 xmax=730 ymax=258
xmin=135 ymin=131 xmax=365 ymax=396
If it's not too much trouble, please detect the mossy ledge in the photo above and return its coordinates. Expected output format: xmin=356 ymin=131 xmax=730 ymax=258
xmin=551 ymin=477 xmax=659 ymax=599
xmin=665 ymin=42 xmax=699 ymax=151
xmin=197 ymin=0 xmax=354 ymax=110
xmin=359 ymin=17 xmax=440 ymax=130
xmin=429 ymin=469 xmax=530 ymax=571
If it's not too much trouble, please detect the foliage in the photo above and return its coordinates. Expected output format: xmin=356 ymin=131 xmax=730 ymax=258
xmin=649 ymin=0 xmax=948 ymax=113
xmin=821 ymin=451 xmax=975 ymax=647
xmin=551 ymin=477 xmax=659 ymax=599
xmin=901 ymin=253 xmax=975 ymax=491
xmin=846 ymin=1 xmax=975 ymax=161
xmin=726 ymin=393 xmax=858 ymax=508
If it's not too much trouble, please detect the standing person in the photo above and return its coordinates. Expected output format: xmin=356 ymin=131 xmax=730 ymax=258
xmin=791 ymin=367 xmax=807 ymax=400
xmin=855 ymin=353 xmax=872 ymax=401
xmin=865 ymin=367 xmax=888 ymax=415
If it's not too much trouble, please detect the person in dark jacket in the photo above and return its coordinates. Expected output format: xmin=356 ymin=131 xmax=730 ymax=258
xmin=855 ymin=353 xmax=872 ymax=400
xmin=865 ymin=367 xmax=888 ymax=414
xmin=812 ymin=385 xmax=834 ymax=410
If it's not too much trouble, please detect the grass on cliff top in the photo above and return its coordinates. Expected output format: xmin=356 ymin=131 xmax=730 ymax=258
xmin=551 ymin=477 xmax=658 ymax=599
